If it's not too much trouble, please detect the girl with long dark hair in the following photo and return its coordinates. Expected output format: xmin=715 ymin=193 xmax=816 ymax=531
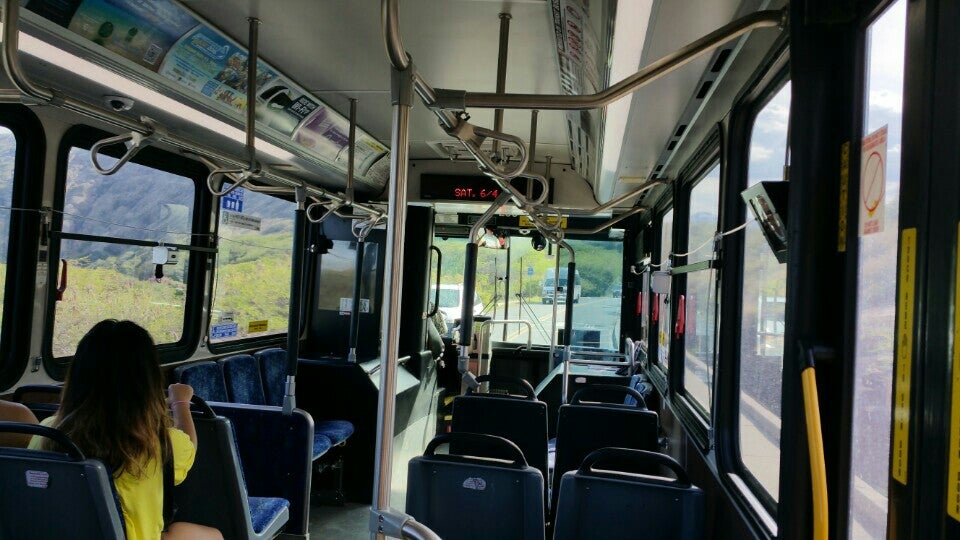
xmin=32 ymin=320 xmax=221 ymax=540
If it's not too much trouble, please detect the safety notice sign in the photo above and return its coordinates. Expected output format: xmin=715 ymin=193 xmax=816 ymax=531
xmin=860 ymin=125 xmax=887 ymax=236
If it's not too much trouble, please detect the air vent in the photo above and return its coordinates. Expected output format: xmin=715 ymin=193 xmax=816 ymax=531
xmin=711 ymin=49 xmax=732 ymax=72
xmin=667 ymin=141 xmax=678 ymax=151
xmin=696 ymin=80 xmax=713 ymax=100
xmin=675 ymin=125 xmax=687 ymax=138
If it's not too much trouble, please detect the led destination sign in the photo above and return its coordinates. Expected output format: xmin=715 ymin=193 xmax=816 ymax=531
xmin=420 ymin=175 xmax=502 ymax=201
xmin=420 ymin=174 xmax=547 ymax=203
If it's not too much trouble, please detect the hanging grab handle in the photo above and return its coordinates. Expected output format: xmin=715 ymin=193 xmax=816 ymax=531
xmin=674 ymin=294 xmax=685 ymax=337
xmin=90 ymin=129 xmax=157 ymax=176
xmin=207 ymin=168 xmax=256 ymax=197
xmin=444 ymin=119 xmax=529 ymax=180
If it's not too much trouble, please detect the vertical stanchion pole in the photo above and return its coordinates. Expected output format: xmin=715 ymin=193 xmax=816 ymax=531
xmin=245 ymin=18 xmax=261 ymax=172
xmin=283 ymin=185 xmax=306 ymax=415
xmin=549 ymin=249 xmax=561 ymax=359
xmin=491 ymin=12 xmax=511 ymax=157
xmin=370 ymin=65 xmax=413 ymax=539
xmin=347 ymin=98 xmax=362 ymax=363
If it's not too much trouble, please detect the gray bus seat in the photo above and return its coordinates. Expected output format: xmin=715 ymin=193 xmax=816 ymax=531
xmin=173 ymin=397 xmax=289 ymax=540
xmin=550 ymin=385 xmax=659 ymax=519
xmin=0 ymin=421 xmax=125 ymax=540
xmin=451 ymin=375 xmax=549 ymax=500
xmin=174 ymin=361 xmax=229 ymax=403
xmin=552 ymin=448 xmax=704 ymax=540
xmin=407 ymin=432 xmax=545 ymax=540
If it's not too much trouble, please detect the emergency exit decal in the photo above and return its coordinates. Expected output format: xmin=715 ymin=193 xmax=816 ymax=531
xmin=859 ymin=126 xmax=888 ymax=236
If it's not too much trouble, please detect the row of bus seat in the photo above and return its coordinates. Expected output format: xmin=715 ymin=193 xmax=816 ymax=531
xmin=173 ymin=348 xmax=355 ymax=460
xmin=416 ymin=374 xmax=703 ymax=539
xmin=406 ymin=432 xmax=704 ymax=540
xmin=0 ymin=396 xmax=292 ymax=539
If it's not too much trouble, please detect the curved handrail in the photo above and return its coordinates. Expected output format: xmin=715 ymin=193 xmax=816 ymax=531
xmin=400 ymin=519 xmax=442 ymax=540
xmin=427 ymin=245 xmax=442 ymax=318
xmin=306 ymin=200 xmax=343 ymax=224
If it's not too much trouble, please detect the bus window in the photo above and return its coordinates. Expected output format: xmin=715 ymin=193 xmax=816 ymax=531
xmin=210 ymin=187 xmax=298 ymax=343
xmin=53 ymin=147 xmax=196 ymax=357
xmin=850 ymin=2 xmax=905 ymax=537
xmin=739 ymin=81 xmax=791 ymax=502
xmin=657 ymin=210 xmax=674 ymax=369
xmin=567 ymin=239 xmax=622 ymax=350
xmin=0 ymin=127 xmax=17 ymax=336
xmin=683 ymin=163 xmax=720 ymax=414
xmin=0 ymin=127 xmax=14 ymax=336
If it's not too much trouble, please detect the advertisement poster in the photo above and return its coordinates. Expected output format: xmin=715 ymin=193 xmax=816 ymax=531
xmin=294 ymin=105 xmax=387 ymax=175
xmin=65 ymin=0 xmax=197 ymax=70
xmin=257 ymin=79 xmax=319 ymax=137
xmin=159 ymin=24 xmax=277 ymax=113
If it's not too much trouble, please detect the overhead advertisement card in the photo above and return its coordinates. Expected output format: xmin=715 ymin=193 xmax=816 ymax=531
xmin=294 ymin=105 xmax=388 ymax=177
xmin=159 ymin=24 xmax=278 ymax=114
xmin=859 ymin=125 xmax=888 ymax=236
xmin=64 ymin=0 xmax=197 ymax=70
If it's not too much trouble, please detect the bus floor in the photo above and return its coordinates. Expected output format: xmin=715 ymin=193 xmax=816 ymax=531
xmin=310 ymin=413 xmax=436 ymax=538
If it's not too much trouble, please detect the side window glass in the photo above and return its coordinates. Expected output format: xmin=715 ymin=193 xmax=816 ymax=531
xmin=0 ymin=127 xmax=15 ymax=334
xmin=738 ymin=82 xmax=791 ymax=502
xmin=683 ymin=164 xmax=720 ymax=413
xmin=210 ymin=188 xmax=296 ymax=343
xmin=850 ymin=2 xmax=905 ymax=537
xmin=657 ymin=210 xmax=673 ymax=369
xmin=53 ymin=147 xmax=196 ymax=357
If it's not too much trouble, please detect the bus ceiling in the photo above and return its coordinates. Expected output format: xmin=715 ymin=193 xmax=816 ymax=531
xmin=0 ymin=0 xmax=785 ymax=216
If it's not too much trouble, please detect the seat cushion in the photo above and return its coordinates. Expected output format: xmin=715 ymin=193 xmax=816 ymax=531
xmin=313 ymin=433 xmax=333 ymax=460
xmin=248 ymin=496 xmax=290 ymax=535
xmin=315 ymin=420 xmax=354 ymax=446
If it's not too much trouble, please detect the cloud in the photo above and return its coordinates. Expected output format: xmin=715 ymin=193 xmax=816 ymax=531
xmin=750 ymin=144 xmax=773 ymax=161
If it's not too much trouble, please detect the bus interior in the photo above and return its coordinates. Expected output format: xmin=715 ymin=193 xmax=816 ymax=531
xmin=1 ymin=0 xmax=959 ymax=539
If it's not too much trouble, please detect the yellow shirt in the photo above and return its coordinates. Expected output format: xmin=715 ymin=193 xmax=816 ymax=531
xmin=30 ymin=418 xmax=196 ymax=540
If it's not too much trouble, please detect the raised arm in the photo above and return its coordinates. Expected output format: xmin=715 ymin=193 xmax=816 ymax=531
xmin=167 ymin=383 xmax=197 ymax=448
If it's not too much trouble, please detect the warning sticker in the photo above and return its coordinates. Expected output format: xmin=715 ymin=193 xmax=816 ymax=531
xmin=892 ymin=227 xmax=916 ymax=484
xmin=859 ymin=126 xmax=887 ymax=236
xmin=519 ymin=215 xmax=567 ymax=229
xmin=247 ymin=320 xmax=269 ymax=333
xmin=948 ymin=222 xmax=960 ymax=521
xmin=222 ymin=210 xmax=262 ymax=231
xmin=25 ymin=470 xmax=49 ymax=489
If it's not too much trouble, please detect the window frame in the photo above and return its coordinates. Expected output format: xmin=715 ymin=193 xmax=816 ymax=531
xmin=0 ymin=105 xmax=46 ymax=392
xmin=42 ymin=125 xmax=212 ymax=378
xmin=714 ymin=53 xmax=792 ymax=522
xmin=648 ymin=204 xmax=674 ymax=395
xmin=206 ymin=181 xmax=299 ymax=355
xmin=668 ymin=130 xmax=723 ymax=446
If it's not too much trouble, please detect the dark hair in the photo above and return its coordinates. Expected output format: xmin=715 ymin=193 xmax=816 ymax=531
xmin=43 ymin=320 xmax=171 ymax=476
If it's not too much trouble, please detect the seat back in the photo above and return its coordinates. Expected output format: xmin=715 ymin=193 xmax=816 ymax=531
xmin=0 ymin=422 xmax=125 ymax=539
xmin=174 ymin=361 xmax=229 ymax=402
xmin=254 ymin=348 xmax=287 ymax=407
xmin=220 ymin=354 xmax=267 ymax=405
xmin=553 ymin=448 xmax=704 ymax=540
xmin=551 ymin=386 xmax=659 ymax=517
xmin=452 ymin=375 xmax=549 ymax=491
xmin=173 ymin=398 xmax=289 ymax=540
xmin=407 ymin=433 xmax=545 ymax=540
xmin=623 ymin=375 xmax=654 ymax=407
xmin=210 ymin=401 xmax=312 ymax=537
